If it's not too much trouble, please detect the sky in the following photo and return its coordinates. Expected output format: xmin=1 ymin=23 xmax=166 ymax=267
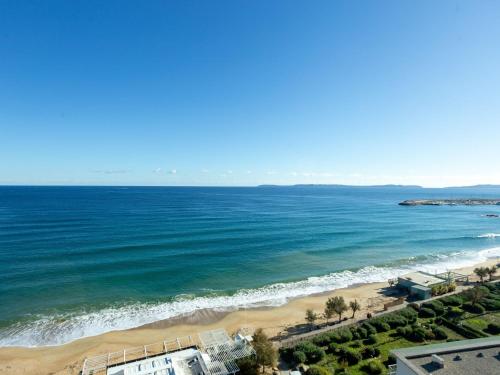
xmin=1 ymin=1 xmax=500 ymax=187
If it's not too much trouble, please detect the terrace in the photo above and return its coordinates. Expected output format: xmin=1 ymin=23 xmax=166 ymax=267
xmin=82 ymin=329 xmax=255 ymax=375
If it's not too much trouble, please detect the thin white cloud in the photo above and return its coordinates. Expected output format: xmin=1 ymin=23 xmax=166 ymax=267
xmin=93 ymin=169 xmax=129 ymax=174
xmin=169 ymin=169 xmax=177 ymax=175
xmin=153 ymin=168 xmax=163 ymax=174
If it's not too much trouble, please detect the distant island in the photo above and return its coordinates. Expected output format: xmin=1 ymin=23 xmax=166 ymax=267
xmin=399 ymin=199 xmax=500 ymax=206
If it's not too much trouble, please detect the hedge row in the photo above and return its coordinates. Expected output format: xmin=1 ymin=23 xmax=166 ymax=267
xmin=440 ymin=317 xmax=488 ymax=339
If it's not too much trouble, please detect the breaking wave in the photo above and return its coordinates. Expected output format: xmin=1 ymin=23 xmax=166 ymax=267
xmin=1 ymin=246 xmax=500 ymax=347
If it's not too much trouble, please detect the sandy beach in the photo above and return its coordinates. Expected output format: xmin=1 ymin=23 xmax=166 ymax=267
xmin=0 ymin=258 xmax=498 ymax=375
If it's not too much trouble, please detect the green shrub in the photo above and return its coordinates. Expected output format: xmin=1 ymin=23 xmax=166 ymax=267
xmin=236 ymin=357 xmax=259 ymax=375
xmin=370 ymin=319 xmax=390 ymax=332
xmin=445 ymin=306 xmax=464 ymax=320
xmin=486 ymin=322 xmax=500 ymax=334
xmin=363 ymin=360 xmax=385 ymax=375
xmin=432 ymin=327 xmax=448 ymax=340
xmin=422 ymin=300 xmax=445 ymax=316
xmin=356 ymin=326 xmax=368 ymax=339
xmin=399 ymin=307 xmax=418 ymax=323
xmin=349 ymin=326 xmax=360 ymax=340
xmin=383 ymin=314 xmax=408 ymax=328
xmin=485 ymin=282 xmax=500 ymax=295
xmin=306 ymin=365 xmax=331 ymax=375
xmin=312 ymin=334 xmax=331 ymax=347
xmin=336 ymin=346 xmax=361 ymax=365
xmin=292 ymin=351 xmax=307 ymax=364
xmin=408 ymin=326 xmax=427 ymax=342
xmin=478 ymin=285 xmax=491 ymax=297
xmin=408 ymin=302 xmax=420 ymax=311
xmin=349 ymin=340 xmax=361 ymax=348
xmin=362 ymin=322 xmax=377 ymax=335
xmin=337 ymin=328 xmax=353 ymax=343
xmin=441 ymin=295 xmax=463 ymax=306
xmin=294 ymin=341 xmax=326 ymax=364
xmin=327 ymin=343 xmax=338 ymax=354
xmin=361 ymin=347 xmax=380 ymax=359
xmin=396 ymin=326 xmax=411 ymax=337
xmin=463 ymin=302 xmax=485 ymax=314
xmin=418 ymin=307 xmax=436 ymax=318
xmin=386 ymin=353 xmax=397 ymax=365
xmin=365 ymin=334 xmax=378 ymax=345
xmin=479 ymin=298 xmax=500 ymax=311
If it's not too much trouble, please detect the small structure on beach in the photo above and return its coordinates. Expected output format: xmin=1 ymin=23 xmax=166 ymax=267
xmin=82 ymin=329 xmax=255 ymax=375
xmin=396 ymin=271 xmax=447 ymax=300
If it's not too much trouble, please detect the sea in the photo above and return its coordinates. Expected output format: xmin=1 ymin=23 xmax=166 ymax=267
xmin=0 ymin=185 xmax=500 ymax=347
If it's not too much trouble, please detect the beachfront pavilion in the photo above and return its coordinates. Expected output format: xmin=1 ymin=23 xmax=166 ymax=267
xmin=82 ymin=329 xmax=255 ymax=375
xmin=388 ymin=336 xmax=500 ymax=375
xmin=396 ymin=271 xmax=447 ymax=300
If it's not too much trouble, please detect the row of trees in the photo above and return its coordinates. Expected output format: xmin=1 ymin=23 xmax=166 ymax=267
xmin=473 ymin=265 xmax=498 ymax=283
xmin=305 ymin=296 xmax=361 ymax=328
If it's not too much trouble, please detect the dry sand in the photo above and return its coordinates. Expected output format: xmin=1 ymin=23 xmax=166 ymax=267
xmin=0 ymin=259 xmax=497 ymax=375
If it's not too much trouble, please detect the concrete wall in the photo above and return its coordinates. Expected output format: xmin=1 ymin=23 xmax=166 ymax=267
xmin=410 ymin=285 xmax=431 ymax=300
xmin=397 ymin=278 xmax=415 ymax=290
xmin=396 ymin=358 xmax=418 ymax=375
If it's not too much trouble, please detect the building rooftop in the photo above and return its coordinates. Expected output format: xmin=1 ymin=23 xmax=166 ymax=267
xmin=398 ymin=271 xmax=445 ymax=287
xmin=82 ymin=329 xmax=255 ymax=375
xmin=107 ymin=348 xmax=207 ymax=375
xmin=391 ymin=336 xmax=500 ymax=375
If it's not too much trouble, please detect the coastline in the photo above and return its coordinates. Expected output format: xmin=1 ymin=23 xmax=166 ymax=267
xmin=0 ymin=258 xmax=498 ymax=375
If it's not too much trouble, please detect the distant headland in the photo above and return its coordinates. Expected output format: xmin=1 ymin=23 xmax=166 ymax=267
xmin=399 ymin=199 xmax=500 ymax=206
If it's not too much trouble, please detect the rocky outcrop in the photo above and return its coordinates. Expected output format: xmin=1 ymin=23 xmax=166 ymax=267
xmin=399 ymin=199 xmax=500 ymax=206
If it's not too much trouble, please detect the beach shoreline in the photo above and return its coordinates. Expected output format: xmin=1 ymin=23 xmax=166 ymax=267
xmin=0 ymin=258 xmax=498 ymax=375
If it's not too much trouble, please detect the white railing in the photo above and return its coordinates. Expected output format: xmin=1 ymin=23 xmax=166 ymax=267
xmin=388 ymin=364 xmax=397 ymax=375
xmin=82 ymin=335 xmax=196 ymax=375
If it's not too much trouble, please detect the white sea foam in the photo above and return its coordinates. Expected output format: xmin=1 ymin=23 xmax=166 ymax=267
xmin=477 ymin=233 xmax=500 ymax=238
xmin=1 ymin=246 xmax=500 ymax=347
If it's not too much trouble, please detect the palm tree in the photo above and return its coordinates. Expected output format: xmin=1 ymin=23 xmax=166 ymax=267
xmin=305 ymin=309 xmax=318 ymax=329
xmin=327 ymin=296 xmax=348 ymax=323
xmin=349 ymin=299 xmax=361 ymax=319
xmin=474 ymin=267 xmax=489 ymax=283
xmin=486 ymin=266 xmax=498 ymax=281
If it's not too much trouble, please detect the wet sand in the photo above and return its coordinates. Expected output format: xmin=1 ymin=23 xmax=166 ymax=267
xmin=0 ymin=259 xmax=497 ymax=375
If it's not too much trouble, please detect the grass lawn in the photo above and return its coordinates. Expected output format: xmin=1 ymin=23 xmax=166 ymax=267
xmin=462 ymin=311 xmax=500 ymax=334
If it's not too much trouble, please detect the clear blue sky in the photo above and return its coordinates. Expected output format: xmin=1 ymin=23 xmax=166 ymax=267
xmin=1 ymin=1 xmax=499 ymax=187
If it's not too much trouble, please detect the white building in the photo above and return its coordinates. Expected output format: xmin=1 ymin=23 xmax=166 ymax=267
xmin=82 ymin=329 xmax=255 ymax=375
xmin=389 ymin=336 xmax=500 ymax=375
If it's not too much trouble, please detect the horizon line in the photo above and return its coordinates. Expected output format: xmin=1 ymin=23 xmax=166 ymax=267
xmin=1 ymin=183 xmax=500 ymax=189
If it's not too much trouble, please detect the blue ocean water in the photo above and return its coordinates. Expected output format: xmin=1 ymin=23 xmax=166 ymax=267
xmin=1 ymin=185 xmax=500 ymax=346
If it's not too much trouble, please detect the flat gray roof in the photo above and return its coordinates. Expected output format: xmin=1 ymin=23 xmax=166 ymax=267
xmin=398 ymin=271 xmax=445 ymax=287
xmin=392 ymin=337 xmax=500 ymax=375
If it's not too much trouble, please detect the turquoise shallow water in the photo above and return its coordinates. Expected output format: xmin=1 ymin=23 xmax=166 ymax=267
xmin=1 ymin=185 xmax=500 ymax=346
